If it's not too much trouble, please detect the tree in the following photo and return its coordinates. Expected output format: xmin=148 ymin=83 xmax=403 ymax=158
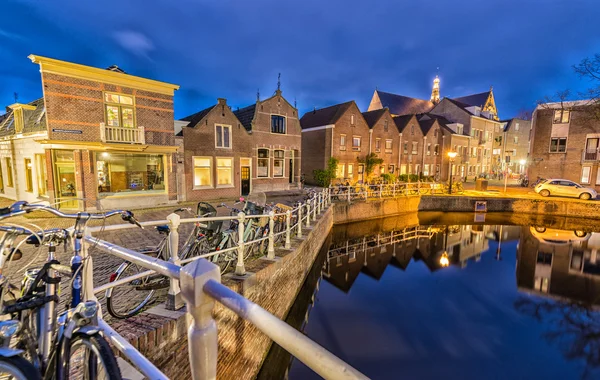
xmin=357 ymin=153 xmax=383 ymax=181
xmin=312 ymin=157 xmax=338 ymax=187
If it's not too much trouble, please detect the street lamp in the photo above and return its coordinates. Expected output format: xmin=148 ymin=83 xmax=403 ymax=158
xmin=447 ymin=151 xmax=458 ymax=194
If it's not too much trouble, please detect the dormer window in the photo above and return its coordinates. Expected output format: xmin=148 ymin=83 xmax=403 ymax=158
xmin=104 ymin=93 xmax=135 ymax=128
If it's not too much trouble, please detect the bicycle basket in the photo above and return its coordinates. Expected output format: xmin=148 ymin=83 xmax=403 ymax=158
xmin=244 ymin=201 xmax=264 ymax=215
xmin=196 ymin=202 xmax=222 ymax=234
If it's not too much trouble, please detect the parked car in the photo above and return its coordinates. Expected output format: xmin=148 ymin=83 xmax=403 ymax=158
xmin=534 ymin=179 xmax=597 ymax=200
xmin=530 ymin=226 xmax=590 ymax=245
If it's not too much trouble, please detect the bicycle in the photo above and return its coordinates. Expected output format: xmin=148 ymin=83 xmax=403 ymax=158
xmin=106 ymin=202 xmax=221 ymax=319
xmin=0 ymin=201 xmax=143 ymax=379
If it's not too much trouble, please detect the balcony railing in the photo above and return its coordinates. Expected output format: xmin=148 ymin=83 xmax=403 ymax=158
xmin=582 ymin=149 xmax=599 ymax=162
xmin=100 ymin=123 xmax=145 ymax=144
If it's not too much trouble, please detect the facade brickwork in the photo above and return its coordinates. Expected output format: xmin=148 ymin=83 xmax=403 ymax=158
xmin=369 ymin=109 xmax=401 ymax=176
xmin=398 ymin=115 xmax=425 ymax=176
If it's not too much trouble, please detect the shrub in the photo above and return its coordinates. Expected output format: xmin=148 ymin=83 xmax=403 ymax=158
xmin=312 ymin=157 xmax=339 ymax=187
xmin=381 ymin=173 xmax=396 ymax=183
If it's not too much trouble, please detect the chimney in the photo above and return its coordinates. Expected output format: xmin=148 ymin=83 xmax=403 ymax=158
xmin=217 ymin=98 xmax=227 ymax=105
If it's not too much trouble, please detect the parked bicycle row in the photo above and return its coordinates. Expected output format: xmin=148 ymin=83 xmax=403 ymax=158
xmin=0 ymin=190 xmax=330 ymax=379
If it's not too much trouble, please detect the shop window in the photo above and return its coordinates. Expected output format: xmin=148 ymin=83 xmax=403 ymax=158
xmin=96 ymin=153 xmax=165 ymax=195
xmin=24 ymin=158 xmax=33 ymax=192
xmin=217 ymin=158 xmax=233 ymax=186
xmin=104 ymin=92 xmax=135 ymax=128
xmin=258 ymin=149 xmax=269 ymax=177
xmin=35 ymin=154 xmax=47 ymax=196
xmin=274 ymin=150 xmax=284 ymax=177
xmin=193 ymin=157 xmax=212 ymax=188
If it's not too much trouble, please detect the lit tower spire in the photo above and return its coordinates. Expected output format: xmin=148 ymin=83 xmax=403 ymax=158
xmin=430 ymin=74 xmax=440 ymax=104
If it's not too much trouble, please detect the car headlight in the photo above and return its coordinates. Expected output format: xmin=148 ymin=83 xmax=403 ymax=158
xmin=0 ymin=320 xmax=20 ymax=339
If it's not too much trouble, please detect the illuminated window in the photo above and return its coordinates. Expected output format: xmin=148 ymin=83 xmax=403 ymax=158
xmin=351 ymin=114 xmax=355 ymax=125
xmin=271 ymin=115 xmax=286 ymax=134
xmin=104 ymin=93 xmax=135 ymax=128
xmin=97 ymin=153 xmax=165 ymax=194
xmin=5 ymin=158 xmax=13 ymax=187
xmin=336 ymin=164 xmax=345 ymax=178
xmin=274 ymin=150 xmax=284 ymax=177
xmin=35 ymin=154 xmax=47 ymax=196
xmin=193 ymin=157 xmax=212 ymax=188
xmin=216 ymin=158 xmax=233 ymax=186
xmin=215 ymin=125 xmax=231 ymax=148
xmin=553 ymin=110 xmax=570 ymax=124
xmin=348 ymin=164 xmax=354 ymax=178
xmin=24 ymin=158 xmax=33 ymax=192
xmin=340 ymin=134 xmax=346 ymax=150
xmin=258 ymin=149 xmax=269 ymax=177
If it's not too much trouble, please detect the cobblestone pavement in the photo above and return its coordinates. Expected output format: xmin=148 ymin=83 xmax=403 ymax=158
xmin=0 ymin=193 xmax=306 ymax=322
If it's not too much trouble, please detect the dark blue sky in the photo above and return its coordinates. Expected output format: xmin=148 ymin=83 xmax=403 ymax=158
xmin=2 ymin=0 xmax=600 ymax=120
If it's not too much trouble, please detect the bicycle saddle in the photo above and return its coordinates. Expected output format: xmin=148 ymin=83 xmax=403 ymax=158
xmin=156 ymin=225 xmax=170 ymax=235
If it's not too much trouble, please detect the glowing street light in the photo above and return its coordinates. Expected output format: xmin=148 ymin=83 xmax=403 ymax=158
xmin=519 ymin=159 xmax=526 ymax=166
xmin=440 ymin=252 xmax=450 ymax=267
xmin=447 ymin=151 xmax=458 ymax=195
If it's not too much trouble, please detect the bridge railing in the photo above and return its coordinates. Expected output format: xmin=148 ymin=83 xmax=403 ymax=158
xmin=328 ymin=181 xmax=451 ymax=202
xmin=79 ymin=187 xmax=368 ymax=379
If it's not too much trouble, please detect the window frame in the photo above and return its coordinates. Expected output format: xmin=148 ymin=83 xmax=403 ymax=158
xmin=581 ymin=166 xmax=592 ymax=184
xmin=270 ymin=115 xmax=287 ymax=134
xmin=103 ymin=91 xmax=136 ymax=129
xmin=257 ymin=149 xmax=270 ymax=178
xmin=215 ymin=124 xmax=232 ymax=149
xmin=347 ymin=164 xmax=354 ymax=178
xmin=216 ymin=157 xmax=234 ymax=187
xmin=5 ymin=158 xmax=13 ymax=188
xmin=553 ymin=109 xmax=570 ymax=124
xmin=411 ymin=141 xmax=418 ymax=155
xmin=352 ymin=136 xmax=361 ymax=151
xmin=35 ymin=154 xmax=47 ymax=197
xmin=340 ymin=134 xmax=347 ymax=151
xmin=24 ymin=158 xmax=33 ymax=193
xmin=193 ymin=156 xmax=213 ymax=189
xmin=375 ymin=138 xmax=381 ymax=153
xmin=549 ymin=137 xmax=567 ymax=153
xmin=385 ymin=139 xmax=393 ymax=153
xmin=273 ymin=150 xmax=285 ymax=178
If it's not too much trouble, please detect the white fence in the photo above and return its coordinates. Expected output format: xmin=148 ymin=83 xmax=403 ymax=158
xmin=329 ymin=181 xmax=463 ymax=201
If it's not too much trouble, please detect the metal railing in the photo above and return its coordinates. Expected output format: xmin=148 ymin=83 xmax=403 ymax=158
xmin=329 ymin=182 xmax=449 ymax=201
xmin=582 ymin=149 xmax=599 ymax=162
xmin=77 ymin=188 xmax=368 ymax=379
xmin=100 ymin=122 xmax=146 ymax=144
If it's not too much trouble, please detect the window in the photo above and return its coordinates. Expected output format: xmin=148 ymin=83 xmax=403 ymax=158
xmin=400 ymin=164 xmax=407 ymax=175
xmin=271 ymin=115 xmax=286 ymax=134
xmin=258 ymin=149 xmax=269 ymax=177
xmin=423 ymin=164 xmax=430 ymax=176
xmin=457 ymin=125 xmax=463 ymax=134
xmin=104 ymin=92 xmax=135 ymax=128
xmin=581 ymin=166 xmax=591 ymax=184
xmin=216 ymin=158 xmax=233 ymax=186
xmin=411 ymin=125 xmax=414 ymax=135
xmin=537 ymin=252 xmax=553 ymax=265
xmin=427 ymin=143 xmax=431 ymax=155
xmin=388 ymin=165 xmax=395 ymax=173
xmin=336 ymin=164 xmax=345 ymax=178
xmin=380 ymin=165 xmax=385 ymax=174
xmin=97 ymin=153 xmax=165 ymax=194
xmin=434 ymin=144 xmax=439 ymax=155
xmin=340 ymin=134 xmax=347 ymax=151
xmin=385 ymin=139 xmax=392 ymax=153
xmin=35 ymin=154 xmax=47 ymax=196
xmin=550 ymin=137 xmax=567 ymax=152
xmin=347 ymin=164 xmax=354 ymax=178
xmin=375 ymin=138 xmax=381 ymax=152
xmin=411 ymin=141 xmax=418 ymax=155
xmin=24 ymin=158 xmax=33 ymax=192
xmin=215 ymin=125 xmax=231 ymax=148
xmin=415 ymin=164 xmax=420 ymax=174
xmin=358 ymin=165 xmax=364 ymax=174
xmin=513 ymin=136 xmax=518 ymax=144
xmin=384 ymin=120 xmax=389 ymax=132
xmin=5 ymin=158 xmax=13 ymax=187
xmin=553 ymin=109 xmax=570 ymax=124
xmin=274 ymin=150 xmax=284 ymax=177
xmin=403 ymin=142 xmax=408 ymax=154
xmin=352 ymin=136 xmax=361 ymax=151
xmin=515 ymin=123 xmax=520 ymax=131
xmin=351 ymin=114 xmax=355 ymax=125
xmin=434 ymin=129 xmax=438 ymax=137
xmin=193 ymin=157 xmax=212 ymax=188
xmin=596 ymin=167 xmax=600 ymax=185
xmin=0 ymin=164 xmax=3 ymax=193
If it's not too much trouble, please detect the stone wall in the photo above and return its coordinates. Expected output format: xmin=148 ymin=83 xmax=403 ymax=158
xmin=114 ymin=206 xmax=333 ymax=379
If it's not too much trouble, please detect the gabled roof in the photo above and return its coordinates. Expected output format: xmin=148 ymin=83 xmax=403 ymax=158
xmin=181 ymin=105 xmax=216 ymax=126
xmin=0 ymin=98 xmax=46 ymax=137
xmin=375 ymin=90 xmax=434 ymax=116
xmin=300 ymin=101 xmax=354 ymax=129
xmin=421 ymin=113 xmax=458 ymax=135
xmin=418 ymin=118 xmax=436 ymax=135
xmin=233 ymin=104 xmax=256 ymax=132
xmin=361 ymin=109 xmax=387 ymax=129
xmin=392 ymin=114 xmax=414 ymax=133
xmin=453 ymin=91 xmax=490 ymax=108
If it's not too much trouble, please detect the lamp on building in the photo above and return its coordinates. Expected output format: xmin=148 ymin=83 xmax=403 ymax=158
xmin=447 ymin=151 xmax=458 ymax=194
xmin=519 ymin=159 xmax=526 ymax=166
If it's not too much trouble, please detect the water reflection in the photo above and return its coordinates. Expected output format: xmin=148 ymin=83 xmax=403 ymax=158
xmin=286 ymin=213 xmax=600 ymax=379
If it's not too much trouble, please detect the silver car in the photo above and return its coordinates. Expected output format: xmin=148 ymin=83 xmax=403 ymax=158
xmin=534 ymin=178 xmax=597 ymax=200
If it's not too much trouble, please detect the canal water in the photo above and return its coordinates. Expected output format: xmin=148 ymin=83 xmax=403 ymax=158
xmin=268 ymin=212 xmax=600 ymax=380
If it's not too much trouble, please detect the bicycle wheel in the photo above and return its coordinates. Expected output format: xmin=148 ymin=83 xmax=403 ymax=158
xmin=229 ymin=228 xmax=256 ymax=260
xmin=59 ymin=333 xmax=122 ymax=380
xmin=106 ymin=262 xmax=158 ymax=319
xmin=0 ymin=356 xmax=41 ymax=380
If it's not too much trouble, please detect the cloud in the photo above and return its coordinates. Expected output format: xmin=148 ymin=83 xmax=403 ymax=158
xmin=112 ymin=30 xmax=154 ymax=58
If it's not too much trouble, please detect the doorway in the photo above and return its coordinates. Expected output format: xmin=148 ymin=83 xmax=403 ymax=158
xmin=240 ymin=157 xmax=251 ymax=196
xmin=55 ymin=162 xmax=78 ymax=209
xmin=289 ymin=159 xmax=293 ymax=184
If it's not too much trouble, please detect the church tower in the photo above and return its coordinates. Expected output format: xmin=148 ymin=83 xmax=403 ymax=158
xmin=430 ymin=75 xmax=440 ymax=104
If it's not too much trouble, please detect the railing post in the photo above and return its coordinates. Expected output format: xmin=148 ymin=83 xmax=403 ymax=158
xmin=379 ymin=183 xmax=382 ymax=198
xmin=317 ymin=192 xmax=322 ymax=214
xmin=236 ymin=212 xmax=246 ymax=276
xmin=312 ymin=198 xmax=317 ymax=220
xmin=285 ymin=210 xmax=292 ymax=249
xmin=393 ymin=184 xmax=396 ymax=197
xmin=347 ymin=186 xmax=351 ymax=203
xmin=328 ymin=187 xmax=332 ymax=205
xmin=267 ymin=211 xmax=275 ymax=259
xmin=306 ymin=201 xmax=311 ymax=226
xmin=297 ymin=205 xmax=303 ymax=238
xmin=166 ymin=213 xmax=184 ymax=310
xmin=180 ymin=259 xmax=219 ymax=380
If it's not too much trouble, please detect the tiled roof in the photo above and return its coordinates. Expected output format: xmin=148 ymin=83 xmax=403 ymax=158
xmin=233 ymin=104 xmax=257 ymax=131
xmin=392 ymin=114 xmax=414 ymax=133
xmin=300 ymin=101 xmax=354 ymax=129
xmin=418 ymin=118 xmax=436 ymax=135
xmin=361 ymin=109 xmax=386 ymax=129
xmin=422 ymin=113 xmax=457 ymax=135
xmin=376 ymin=90 xmax=434 ymax=116
xmin=180 ymin=105 xmax=216 ymax=127
xmin=0 ymin=98 xmax=46 ymax=137
xmin=453 ymin=91 xmax=490 ymax=108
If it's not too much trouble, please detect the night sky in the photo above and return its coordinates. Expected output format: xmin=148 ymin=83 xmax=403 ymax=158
xmin=2 ymin=0 xmax=600 ymax=120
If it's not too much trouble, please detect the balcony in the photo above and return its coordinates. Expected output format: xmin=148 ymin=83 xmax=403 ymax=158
xmin=100 ymin=123 xmax=145 ymax=144
xmin=582 ymin=149 xmax=599 ymax=162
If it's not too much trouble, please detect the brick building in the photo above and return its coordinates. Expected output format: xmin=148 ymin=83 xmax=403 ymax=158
xmin=179 ymin=89 xmax=301 ymax=199
xmin=529 ymin=100 xmax=600 ymax=187
xmin=495 ymin=118 xmax=532 ymax=175
xmin=0 ymin=55 xmax=180 ymax=210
